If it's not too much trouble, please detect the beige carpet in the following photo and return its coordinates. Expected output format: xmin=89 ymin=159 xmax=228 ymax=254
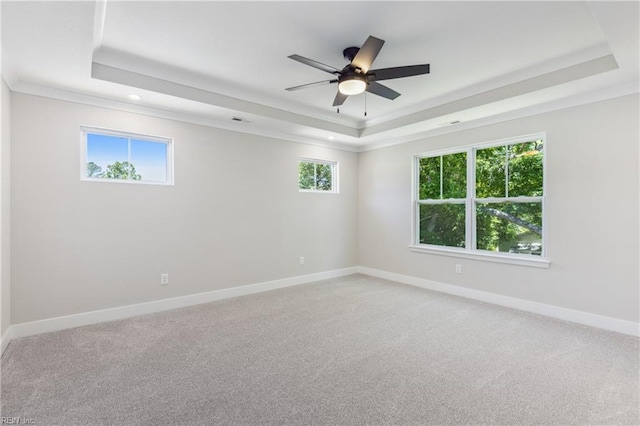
xmin=1 ymin=274 xmax=638 ymax=425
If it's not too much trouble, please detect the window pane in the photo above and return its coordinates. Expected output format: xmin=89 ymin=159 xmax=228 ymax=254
xmin=316 ymin=163 xmax=332 ymax=191
xmin=418 ymin=156 xmax=440 ymax=199
xmin=131 ymin=139 xmax=167 ymax=182
xmin=442 ymin=152 xmax=467 ymax=199
xmin=508 ymin=140 xmax=543 ymax=197
xmin=476 ymin=202 xmax=542 ymax=254
xmin=476 ymin=145 xmax=507 ymax=198
xmin=86 ymin=133 xmax=128 ymax=179
xmin=299 ymin=162 xmax=315 ymax=189
xmin=419 ymin=203 xmax=466 ymax=248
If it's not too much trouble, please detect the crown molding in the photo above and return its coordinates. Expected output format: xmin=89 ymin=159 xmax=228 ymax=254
xmin=9 ymin=81 xmax=362 ymax=152
xmin=4 ymin=73 xmax=637 ymax=154
xmin=358 ymin=81 xmax=639 ymax=152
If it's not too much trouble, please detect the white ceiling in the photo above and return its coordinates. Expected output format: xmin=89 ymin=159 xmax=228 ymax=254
xmin=2 ymin=1 xmax=638 ymax=151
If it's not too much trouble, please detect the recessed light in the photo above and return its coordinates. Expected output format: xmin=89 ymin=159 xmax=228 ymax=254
xmin=328 ymin=136 xmax=335 ymax=140
xmin=128 ymin=94 xmax=141 ymax=101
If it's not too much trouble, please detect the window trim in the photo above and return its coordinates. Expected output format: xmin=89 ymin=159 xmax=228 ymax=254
xmin=80 ymin=126 xmax=174 ymax=186
xmin=298 ymin=157 xmax=339 ymax=193
xmin=411 ymin=132 xmax=548 ymax=268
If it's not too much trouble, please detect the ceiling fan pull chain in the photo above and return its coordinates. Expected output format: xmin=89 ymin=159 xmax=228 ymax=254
xmin=364 ymin=92 xmax=368 ymax=117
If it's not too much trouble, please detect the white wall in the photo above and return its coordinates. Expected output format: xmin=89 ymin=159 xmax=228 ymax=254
xmin=1 ymin=78 xmax=10 ymax=337
xmin=8 ymin=91 xmax=639 ymax=328
xmin=10 ymin=93 xmax=358 ymax=324
xmin=359 ymin=94 xmax=640 ymax=323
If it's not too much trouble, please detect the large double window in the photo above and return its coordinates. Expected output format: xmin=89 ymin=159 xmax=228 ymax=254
xmin=413 ymin=134 xmax=546 ymax=263
xmin=81 ymin=127 xmax=173 ymax=185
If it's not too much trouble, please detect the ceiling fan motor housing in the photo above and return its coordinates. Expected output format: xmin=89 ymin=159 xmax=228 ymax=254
xmin=343 ymin=47 xmax=360 ymax=63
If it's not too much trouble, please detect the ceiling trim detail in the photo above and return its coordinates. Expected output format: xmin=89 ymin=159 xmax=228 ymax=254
xmin=91 ymin=61 xmax=360 ymax=138
xmin=361 ymin=54 xmax=618 ymax=137
xmin=91 ymin=46 xmax=619 ymax=142
xmin=8 ymin=78 xmax=637 ymax=154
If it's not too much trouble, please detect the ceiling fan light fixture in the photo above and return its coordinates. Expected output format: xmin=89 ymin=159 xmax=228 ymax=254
xmin=338 ymin=75 xmax=367 ymax=95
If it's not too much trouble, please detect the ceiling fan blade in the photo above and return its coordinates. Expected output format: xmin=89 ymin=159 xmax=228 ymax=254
xmin=285 ymin=80 xmax=338 ymax=91
xmin=366 ymin=81 xmax=401 ymax=100
xmin=288 ymin=54 xmax=340 ymax=75
xmin=333 ymin=91 xmax=348 ymax=107
xmin=367 ymin=64 xmax=430 ymax=82
xmin=351 ymin=36 xmax=385 ymax=73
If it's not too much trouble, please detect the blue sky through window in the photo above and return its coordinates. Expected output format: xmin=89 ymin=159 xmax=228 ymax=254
xmin=131 ymin=139 xmax=167 ymax=182
xmin=86 ymin=133 xmax=168 ymax=182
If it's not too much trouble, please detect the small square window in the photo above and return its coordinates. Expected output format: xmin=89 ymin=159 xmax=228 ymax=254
xmin=81 ymin=127 xmax=173 ymax=185
xmin=298 ymin=158 xmax=338 ymax=193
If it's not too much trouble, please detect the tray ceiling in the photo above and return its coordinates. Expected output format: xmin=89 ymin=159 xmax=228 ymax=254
xmin=2 ymin=1 xmax=638 ymax=150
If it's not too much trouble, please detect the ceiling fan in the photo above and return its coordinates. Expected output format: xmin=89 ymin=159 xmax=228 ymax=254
xmin=286 ymin=35 xmax=430 ymax=108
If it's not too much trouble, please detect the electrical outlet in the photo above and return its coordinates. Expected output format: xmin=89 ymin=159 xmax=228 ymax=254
xmin=455 ymin=264 xmax=462 ymax=274
xmin=160 ymin=273 xmax=169 ymax=285
xmin=299 ymin=256 xmax=305 ymax=265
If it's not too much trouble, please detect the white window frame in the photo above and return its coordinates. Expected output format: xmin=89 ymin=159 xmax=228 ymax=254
xmin=298 ymin=158 xmax=339 ymax=193
xmin=80 ymin=126 xmax=174 ymax=186
xmin=410 ymin=133 xmax=549 ymax=268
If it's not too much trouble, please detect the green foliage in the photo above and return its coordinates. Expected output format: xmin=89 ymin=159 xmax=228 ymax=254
xmin=87 ymin=161 xmax=142 ymax=180
xmin=476 ymin=202 xmax=542 ymax=252
xmin=418 ymin=152 xmax=466 ymax=199
xmin=476 ymin=141 xmax=543 ymax=198
xmin=442 ymin=152 xmax=467 ymax=198
xmin=103 ymin=161 xmax=142 ymax=180
xmin=418 ymin=156 xmax=440 ymax=199
xmin=417 ymin=153 xmax=468 ymax=245
xmin=299 ymin=162 xmax=315 ymax=189
xmin=299 ymin=161 xmax=332 ymax=191
xmin=419 ymin=203 xmax=466 ymax=247
xmin=476 ymin=145 xmax=507 ymax=198
xmin=86 ymin=161 xmax=103 ymax=177
xmin=316 ymin=164 xmax=332 ymax=191
xmin=508 ymin=141 xmax=543 ymax=197
xmin=418 ymin=140 xmax=544 ymax=255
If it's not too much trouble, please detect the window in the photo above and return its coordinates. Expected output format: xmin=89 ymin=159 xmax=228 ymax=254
xmin=417 ymin=151 xmax=468 ymax=248
xmin=81 ymin=127 xmax=173 ymax=185
xmin=298 ymin=158 xmax=338 ymax=193
xmin=413 ymin=134 xmax=545 ymax=263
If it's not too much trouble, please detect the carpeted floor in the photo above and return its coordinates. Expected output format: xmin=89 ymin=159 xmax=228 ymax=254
xmin=1 ymin=274 xmax=638 ymax=425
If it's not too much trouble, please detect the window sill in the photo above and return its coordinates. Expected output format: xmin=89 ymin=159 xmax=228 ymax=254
xmin=81 ymin=177 xmax=173 ymax=186
xmin=408 ymin=245 xmax=550 ymax=268
xmin=298 ymin=189 xmax=338 ymax=194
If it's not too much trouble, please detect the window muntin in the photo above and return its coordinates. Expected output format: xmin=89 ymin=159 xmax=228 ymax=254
xmin=299 ymin=158 xmax=338 ymax=193
xmin=82 ymin=127 xmax=173 ymax=185
xmin=414 ymin=136 xmax=545 ymax=258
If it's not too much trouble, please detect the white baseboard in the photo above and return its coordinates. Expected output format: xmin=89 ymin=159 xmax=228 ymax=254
xmin=1 ymin=326 xmax=13 ymax=356
xmin=357 ymin=266 xmax=640 ymax=337
xmin=6 ymin=265 xmax=638 ymax=345
xmin=10 ymin=267 xmax=358 ymax=340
